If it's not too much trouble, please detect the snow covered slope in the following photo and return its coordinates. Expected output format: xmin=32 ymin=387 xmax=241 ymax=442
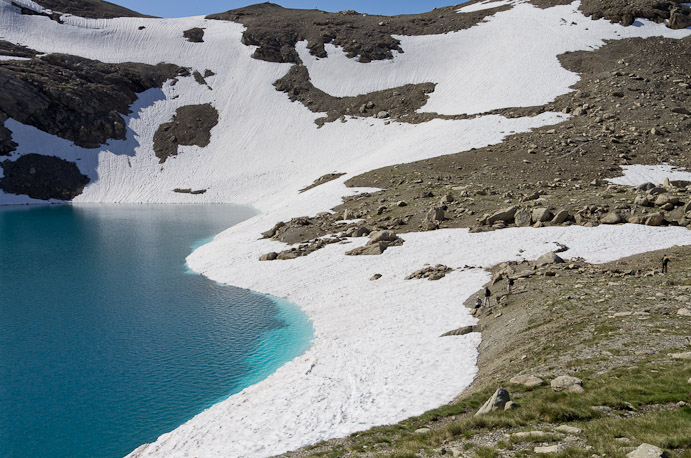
xmin=1 ymin=0 xmax=690 ymax=457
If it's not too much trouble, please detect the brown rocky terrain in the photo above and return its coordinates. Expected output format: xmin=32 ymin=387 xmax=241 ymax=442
xmin=31 ymin=0 xmax=150 ymax=19
xmin=153 ymin=104 xmax=219 ymax=163
xmin=258 ymin=35 xmax=691 ymax=259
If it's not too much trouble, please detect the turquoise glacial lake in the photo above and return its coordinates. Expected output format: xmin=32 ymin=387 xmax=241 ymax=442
xmin=0 ymin=204 xmax=313 ymax=458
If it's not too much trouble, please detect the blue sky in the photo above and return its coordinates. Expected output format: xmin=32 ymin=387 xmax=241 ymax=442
xmin=108 ymin=1 xmax=467 ymax=18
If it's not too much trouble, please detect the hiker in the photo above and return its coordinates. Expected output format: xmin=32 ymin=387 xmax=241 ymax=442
xmin=474 ymin=297 xmax=482 ymax=309
xmin=506 ymin=277 xmax=514 ymax=293
xmin=661 ymin=254 xmax=670 ymax=274
xmin=483 ymin=287 xmax=492 ymax=306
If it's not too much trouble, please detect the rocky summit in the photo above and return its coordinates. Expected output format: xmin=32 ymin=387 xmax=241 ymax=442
xmin=1 ymin=0 xmax=690 ymax=457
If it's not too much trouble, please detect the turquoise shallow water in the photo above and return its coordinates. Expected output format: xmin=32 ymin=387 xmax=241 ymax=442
xmin=0 ymin=204 xmax=313 ymax=458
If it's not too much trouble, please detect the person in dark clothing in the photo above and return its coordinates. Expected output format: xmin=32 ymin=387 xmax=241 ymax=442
xmin=507 ymin=277 xmax=514 ymax=293
xmin=661 ymin=254 xmax=670 ymax=274
xmin=483 ymin=287 xmax=492 ymax=306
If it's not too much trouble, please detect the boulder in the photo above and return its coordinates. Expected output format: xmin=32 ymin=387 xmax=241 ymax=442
xmin=655 ymin=195 xmax=679 ymax=207
xmin=551 ymin=375 xmax=583 ymax=393
xmin=259 ymin=252 xmax=278 ymax=261
xmin=601 ymin=212 xmax=623 ymax=224
xmin=677 ymin=308 xmax=691 ymax=317
xmin=536 ymin=252 xmax=565 ymax=266
xmin=671 ymin=352 xmax=691 ymax=360
xmin=555 ymin=425 xmax=581 ymax=434
xmin=475 ymin=387 xmax=510 ymax=416
xmin=551 ymin=210 xmax=569 ymax=225
xmin=634 ymin=195 xmax=651 ymax=207
xmin=487 ymin=206 xmax=519 ymax=225
xmin=426 ymin=206 xmax=445 ymax=222
xmin=370 ymin=274 xmax=382 ymax=281
xmin=441 ymin=193 xmax=455 ymax=204
xmin=514 ymin=208 xmax=532 ymax=227
xmin=509 ymin=375 xmax=544 ymax=388
xmin=532 ymin=207 xmax=552 ymax=223
xmin=636 ymin=182 xmax=655 ymax=192
xmin=645 ymin=213 xmax=665 ymax=226
xmin=626 ymin=443 xmax=668 ymax=458
xmin=368 ymin=230 xmax=398 ymax=244
xmin=346 ymin=242 xmax=387 ymax=256
xmin=440 ymin=325 xmax=476 ymax=337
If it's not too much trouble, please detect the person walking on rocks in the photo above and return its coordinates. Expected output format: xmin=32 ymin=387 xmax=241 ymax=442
xmin=506 ymin=277 xmax=514 ymax=293
xmin=661 ymin=254 xmax=670 ymax=274
xmin=483 ymin=287 xmax=492 ymax=306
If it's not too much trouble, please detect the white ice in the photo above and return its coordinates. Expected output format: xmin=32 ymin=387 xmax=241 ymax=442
xmin=608 ymin=164 xmax=691 ymax=187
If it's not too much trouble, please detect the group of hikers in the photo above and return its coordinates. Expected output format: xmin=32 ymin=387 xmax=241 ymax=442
xmin=473 ymin=255 xmax=671 ymax=309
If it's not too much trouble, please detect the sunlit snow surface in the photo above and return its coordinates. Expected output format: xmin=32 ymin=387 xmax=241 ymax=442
xmin=608 ymin=164 xmax=691 ymax=186
xmin=1 ymin=0 xmax=691 ymax=457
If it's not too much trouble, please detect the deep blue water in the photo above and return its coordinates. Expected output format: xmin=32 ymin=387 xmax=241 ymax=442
xmin=0 ymin=205 xmax=313 ymax=458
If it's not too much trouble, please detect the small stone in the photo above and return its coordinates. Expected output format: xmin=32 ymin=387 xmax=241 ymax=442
xmin=397 ymin=201 xmax=407 ymax=207
xmin=555 ymin=425 xmax=581 ymax=434
xmin=414 ymin=428 xmax=431 ymax=434
xmin=551 ymin=375 xmax=583 ymax=393
xmin=626 ymin=443 xmax=668 ymax=458
xmin=370 ymin=274 xmax=382 ymax=281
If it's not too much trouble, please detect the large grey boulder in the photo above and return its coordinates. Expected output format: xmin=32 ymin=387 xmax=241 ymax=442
xmin=368 ymin=230 xmax=398 ymax=244
xmin=532 ymin=207 xmax=552 ymax=223
xmin=475 ymin=387 xmax=510 ymax=416
xmin=645 ymin=213 xmax=665 ymax=226
xmin=488 ymin=206 xmax=519 ymax=225
xmin=626 ymin=443 xmax=668 ymax=458
xmin=346 ymin=242 xmax=387 ymax=256
xmin=601 ymin=212 xmax=623 ymax=224
xmin=551 ymin=210 xmax=569 ymax=225
xmin=551 ymin=375 xmax=584 ymax=393
xmin=514 ymin=208 xmax=532 ymax=227
xmin=536 ymin=252 xmax=565 ymax=266
xmin=509 ymin=375 xmax=544 ymax=388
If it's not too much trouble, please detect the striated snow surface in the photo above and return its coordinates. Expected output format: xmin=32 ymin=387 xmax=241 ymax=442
xmin=1 ymin=1 xmax=691 ymax=457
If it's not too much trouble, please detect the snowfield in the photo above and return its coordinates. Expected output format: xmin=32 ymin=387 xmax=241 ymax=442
xmin=1 ymin=0 xmax=691 ymax=457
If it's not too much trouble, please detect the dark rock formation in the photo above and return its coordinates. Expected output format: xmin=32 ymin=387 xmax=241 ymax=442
xmin=0 ymin=40 xmax=38 ymax=58
xmin=0 ymin=113 xmax=18 ymax=156
xmin=183 ymin=27 xmax=205 ymax=43
xmin=208 ymin=2 xmax=512 ymax=64
xmin=274 ymin=64 xmax=436 ymax=126
xmin=153 ymin=104 xmax=219 ymax=163
xmin=0 ymin=53 xmax=181 ymax=150
xmin=32 ymin=0 xmax=150 ymax=19
xmin=579 ymin=0 xmax=691 ymax=28
xmin=0 ymin=153 xmax=89 ymax=200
